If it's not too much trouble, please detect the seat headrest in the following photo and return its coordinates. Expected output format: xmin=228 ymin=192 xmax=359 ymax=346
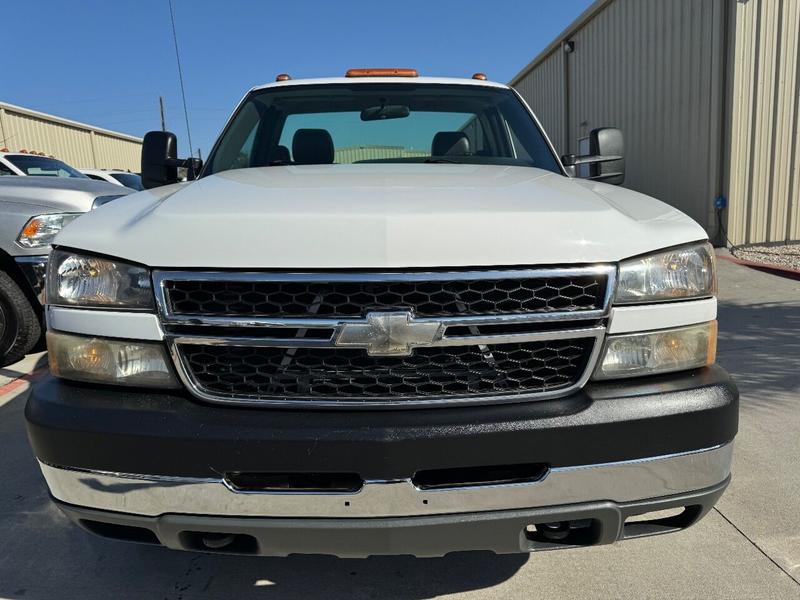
xmin=270 ymin=145 xmax=291 ymax=164
xmin=432 ymin=131 xmax=470 ymax=156
xmin=292 ymin=129 xmax=334 ymax=165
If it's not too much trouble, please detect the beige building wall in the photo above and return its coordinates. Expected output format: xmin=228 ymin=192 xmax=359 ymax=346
xmin=514 ymin=49 xmax=566 ymax=154
xmin=725 ymin=0 xmax=800 ymax=245
xmin=0 ymin=102 xmax=142 ymax=172
xmin=334 ymin=145 xmax=428 ymax=164
xmin=511 ymin=0 xmax=728 ymax=240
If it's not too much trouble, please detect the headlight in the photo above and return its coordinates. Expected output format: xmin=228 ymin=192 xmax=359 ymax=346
xmin=16 ymin=213 xmax=81 ymax=248
xmin=46 ymin=249 xmax=154 ymax=309
xmin=615 ymin=243 xmax=716 ymax=304
xmin=593 ymin=321 xmax=717 ymax=380
xmin=47 ymin=331 xmax=179 ymax=388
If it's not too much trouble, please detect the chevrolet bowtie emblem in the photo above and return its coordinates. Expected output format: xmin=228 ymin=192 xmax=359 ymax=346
xmin=334 ymin=311 xmax=444 ymax=356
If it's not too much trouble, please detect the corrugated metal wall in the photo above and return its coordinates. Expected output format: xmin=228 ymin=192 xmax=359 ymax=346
xmin=0 ymin=102 xmax=141 ymax=171
xmin=334 ymin=146 xmax=428 ymax=163
xmin=513 ymin=0 xmax=727 ymax=238
xmin=92 ymin=133 xmax=143 ymax=171
xmin=515 ymin=50 xmax=566 ymax=153
xmin=726 ymin=0 xmax=800 ymax=244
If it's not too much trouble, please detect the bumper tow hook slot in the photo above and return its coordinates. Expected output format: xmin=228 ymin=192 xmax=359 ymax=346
xmin=540 ymin=522 xmax=571 ymax=541
xmin=201 ymin=533 xmax=236 ymax=549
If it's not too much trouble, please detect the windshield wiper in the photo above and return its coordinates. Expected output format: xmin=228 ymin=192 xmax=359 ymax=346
xmin=424 ymin=157 xmax=461 ymax=164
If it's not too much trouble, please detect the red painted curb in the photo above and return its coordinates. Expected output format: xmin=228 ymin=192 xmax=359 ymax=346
xmin=0 ymin=365 xmax=49 ymax=397
xmin=716 ymin=252 xmax=800 ymax=281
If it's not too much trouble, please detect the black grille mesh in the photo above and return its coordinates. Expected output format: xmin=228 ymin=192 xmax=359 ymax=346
xmin=165 ymin=276 xmax=605 ymax=318
xmin=179 ymin=339 xmax=595 ymax=402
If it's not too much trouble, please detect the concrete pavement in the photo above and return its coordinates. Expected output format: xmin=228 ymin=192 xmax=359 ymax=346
xmin=0 ymin=259 xmax=798 ymax=599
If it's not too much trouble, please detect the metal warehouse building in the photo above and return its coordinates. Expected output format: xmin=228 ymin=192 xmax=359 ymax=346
xmin=0 ymin=101 xmax=142 ymax=172
xmin=511 ymin=0 xmax=800 ymax=246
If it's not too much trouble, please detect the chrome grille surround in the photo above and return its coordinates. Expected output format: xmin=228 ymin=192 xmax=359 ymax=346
xmin=153 ymin=266 xmax=616 ymax=408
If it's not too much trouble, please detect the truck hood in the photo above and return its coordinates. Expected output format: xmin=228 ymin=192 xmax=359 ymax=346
xmin=55 ymin=164 xmax=707 ymax=268
xmin=0 ymin=175 xmax=131 ymax=212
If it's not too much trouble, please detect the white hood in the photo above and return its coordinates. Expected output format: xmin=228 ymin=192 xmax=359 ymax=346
xmin=55 ymin=164 xmax=707 ymax=268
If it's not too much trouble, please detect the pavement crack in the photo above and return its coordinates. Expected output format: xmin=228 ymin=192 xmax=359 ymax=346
xmin=713 ymin=507 xmax=800 ymax=586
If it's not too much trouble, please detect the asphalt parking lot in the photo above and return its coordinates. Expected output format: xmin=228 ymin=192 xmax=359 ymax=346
xmin=0 ymin=258 xmax=798 ymax=600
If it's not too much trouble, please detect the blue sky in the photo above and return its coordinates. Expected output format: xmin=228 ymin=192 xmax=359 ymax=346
xmin=4 ymin=0 xmax=592 ymax=158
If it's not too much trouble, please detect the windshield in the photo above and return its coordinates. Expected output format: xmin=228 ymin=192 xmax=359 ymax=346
xmin=207 ymin=84 xmax=560 ymax=175
xmin=109 ymin=172 xmax=143 ymax=190
xmin=5 ymin=155 xmax=87 ymax=178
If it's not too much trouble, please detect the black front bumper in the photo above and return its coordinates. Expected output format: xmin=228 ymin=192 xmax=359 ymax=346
xmin=26 ymin=366 xmax=738 ymax=480
xmin=14 ymin=255 xmax=48 ymax=301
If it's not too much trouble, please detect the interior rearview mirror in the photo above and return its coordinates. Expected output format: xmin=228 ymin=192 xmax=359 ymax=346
xmin=360 ymin=105 xmax=410 ymax=121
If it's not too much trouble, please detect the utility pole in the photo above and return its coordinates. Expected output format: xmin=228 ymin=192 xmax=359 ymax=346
xmin=159 ymin=96 xmax=166 ymax=131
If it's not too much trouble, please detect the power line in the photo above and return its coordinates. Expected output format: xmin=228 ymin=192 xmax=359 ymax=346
xmin=167 ymin=0 xmax=194 ymax=159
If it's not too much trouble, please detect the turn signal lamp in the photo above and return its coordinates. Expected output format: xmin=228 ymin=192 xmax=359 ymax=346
xmin=345 ymin=68 xmax=418 ymax=78
xmin=21 ymin=219 xmax=43 ymax=239
xmin=594 ymin=322 xmax=717 ymax=380
xmin=47 ymin=332 xmax=179 ymax=388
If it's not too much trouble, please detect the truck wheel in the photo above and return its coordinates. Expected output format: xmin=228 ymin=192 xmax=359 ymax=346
xmin=0 ymin=271 xmax=42 ymax=367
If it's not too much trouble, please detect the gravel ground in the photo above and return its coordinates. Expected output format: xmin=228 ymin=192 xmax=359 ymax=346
xmin=733 ymin=242 xmax=800 ymax=271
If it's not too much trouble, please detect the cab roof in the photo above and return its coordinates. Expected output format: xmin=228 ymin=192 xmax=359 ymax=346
xmin=250 ymin=76 xmax=510 ymax=93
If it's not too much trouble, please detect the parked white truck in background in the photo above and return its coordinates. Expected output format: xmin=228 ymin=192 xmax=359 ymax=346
xmin=0 ymin=151 xmax=88 ymax=179
xmin=80 ymin=169 xmax=143 ymax=191
xmin=27 ymin=70 xmax=737 ymax=557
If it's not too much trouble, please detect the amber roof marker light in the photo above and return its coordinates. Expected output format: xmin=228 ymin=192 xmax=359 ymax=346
xmin=345 ymin=68 xmax=419 ymax=78
xmin=275 ymin=73 xmax=292 ymax=82
xmin=472 ymin=73 xmax=488 ymax=80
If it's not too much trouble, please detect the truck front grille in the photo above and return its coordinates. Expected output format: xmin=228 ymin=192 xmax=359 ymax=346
xmin=164 ymin=274 xmax=606 ymax=317
xmin=177 ymin=339 xmax=596 ymax=402
xmin=154 ymin=266 xmax=614 ymax=408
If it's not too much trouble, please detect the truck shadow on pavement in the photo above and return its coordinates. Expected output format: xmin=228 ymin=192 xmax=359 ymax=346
xmin=716 ymin=300 xmax=800 ymax=407
xmin=0 ymin=353 xmax=48 ymax=385
xmin=0 ymin=387 xmax=528 ymax=600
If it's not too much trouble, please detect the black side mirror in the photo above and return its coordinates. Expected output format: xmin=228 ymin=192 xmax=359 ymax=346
xmin=141 ymin=131 xmax=178 ymax=189
xmin=589 ymin=128 xmax=624 ymax=185
xmin=184 ymin=158 xmax=203 ymax=179
xmin=141 ymin=131 xmax=203 ymax=189
xmin=561 ymin=127 xmax=625 ymax=186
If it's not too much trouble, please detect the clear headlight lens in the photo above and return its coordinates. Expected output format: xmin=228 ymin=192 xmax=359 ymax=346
xmin=593 ymin=321 xmax=717 ymax=380
xmin=47 ymin=331 xmax=179 ymax=388
xmin=615 ymin=243 xmax=716 ymax=304
xmin=16 ymin=213 xmax=81 ymax=248
xmin=47 ymin=249 xmax=153 ymax=309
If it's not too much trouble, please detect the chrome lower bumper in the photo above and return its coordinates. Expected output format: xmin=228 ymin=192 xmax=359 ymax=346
xmin=40 ymin=443 xmax=732 ymax=519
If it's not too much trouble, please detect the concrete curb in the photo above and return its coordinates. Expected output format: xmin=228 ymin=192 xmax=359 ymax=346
xmin=0 ymin=366 xmax=49 ymax=396
xmin=716 ymin=252 xmax=800 ymax=281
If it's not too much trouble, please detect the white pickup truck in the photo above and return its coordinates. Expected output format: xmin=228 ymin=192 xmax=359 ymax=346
xmin=27 ymin=70 xmax=737 ymax=558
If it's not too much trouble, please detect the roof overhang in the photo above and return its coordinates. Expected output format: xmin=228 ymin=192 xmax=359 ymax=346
xmin=508 ymin=0 xmax=613 ymax=86
xmin=0 ymin=101 xmax=143 ymax=143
